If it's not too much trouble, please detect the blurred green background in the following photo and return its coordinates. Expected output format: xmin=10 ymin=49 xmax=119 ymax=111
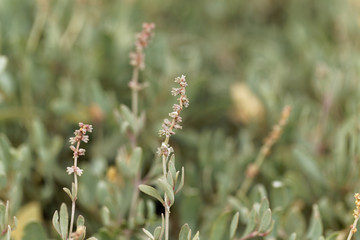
xmin=0 ymin=0 xmax=359 ymax=239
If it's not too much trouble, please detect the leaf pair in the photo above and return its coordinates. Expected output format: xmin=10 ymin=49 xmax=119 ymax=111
xmin=0 ymin=201 xmax=16 ymax=240
xmin=179 ymin=224 xmax=200 ymax=240
xmin=139 ymin=155 xmax=185 ymax=208
xmin=228 ymin=198 xmax=274 ymax=240
xmin=52 ymin=203 xmax=96 ymax=240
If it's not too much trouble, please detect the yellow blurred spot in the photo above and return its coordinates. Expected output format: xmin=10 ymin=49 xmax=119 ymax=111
xmin=11 ymin=202 xmax=42 ymax=240
xmin=107 ymin=166 xmax=119 ymax=183
xmin=229 ymin=82 xmax=264 ymax=124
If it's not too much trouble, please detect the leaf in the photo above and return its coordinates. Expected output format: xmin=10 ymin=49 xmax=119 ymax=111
xmin=258 ymin=209 xmax=272 ymax=232
xmin=306 ymin=205 xmax=323 ymax=240
xmin=210 ymin=212 xmax=231 ymax=240
xmin=139 ymin=185 xmax=164 ymax=206
xmin=293 ymin=148 xmax=325 ymax=186
xmin=168 ymin=155 xmax=176 ymax=182
xmin=63 ymin=188 xmax=73 ymax=201
xmin=11 ymin=201 xmax=42 ymax=240
xmin=259 ymin=198 xmax=269 ymax=218
xmin=136 ymin=199 xmax=145 ymax=225
xmin=52 ymin=211 xmax=61 ymax=236
xmin=230 ymin=212 xmax=239 ymax=239
xmin=167 ymin=169 xmax=174 ymax=188
xmin=242 ymin=207 xmax=257 ymax=237
xmin=0 ymin=202 xmax=5 ymax=230
xmin=0 ymin=56 xmax=7 ymax=73
xmin=60 ymin=203 xmax=69 ymax=240
xmin=143 ymin=228 xmax=154 ymax=240
xmin=325 ymin=232 xmax=339 ymax=240
xmin=130 ymin=147 xmax=142 ymax=175
xmin=120 ymin=104 xmax=136 ymax=133
xmin=192 ymin=231 xmax=200 ymax=240
xmin=12 ymin=216 xmax=17 ymax=230
xmin=21 ymin=222 xmax=48 ymax=240
xmin=77 ymin=215 xmax=85 ymax=227
xmin=5 ymin=225 xmax=10 ymax=240
xmin=158 ymin=177 xmax=174 ymax=206
xmin=175 ymin=167 xmax=185 ymax=194
xmin=100 ymin=206 xmax=110 ymax=226
xmin=289 ymin=233 xmax=297 ymax=240
xmin=153 ymin=226 xmax=162 ymax=240
xmin=179 ymin=224 xmax=190 ymax=240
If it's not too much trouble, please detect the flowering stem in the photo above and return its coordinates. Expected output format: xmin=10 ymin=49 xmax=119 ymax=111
xmin=130 ymin=67 xmax=140 ymax=120
xmin=128 ymin=65 xmax=140 ymax=227
xmin=347 ymin=193 xmax=360 ymax=240
xmin=127 ymin=23 xmax=155 ymax=228
xmin=347 ymin=217 xmax=359 ymax=240
xmin=237 ymin=106 xmax=291 ymax=198
xmin=65 ymin=123 xmax=92 ymax=240
xmin=68 ymin=141 xmax=80 ymax=239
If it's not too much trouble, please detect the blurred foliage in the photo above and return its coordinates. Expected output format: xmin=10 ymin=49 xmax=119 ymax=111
xmin=0 ymin=0 xmax=359 ymax=239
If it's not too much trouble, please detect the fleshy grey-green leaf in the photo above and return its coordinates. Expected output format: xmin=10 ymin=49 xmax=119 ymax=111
xmin=230 ymin=212 xmax=239 ymax=239
xmin=63 ymin=187 xmax=73 ymax=201
xmin=139 ymin=184 xmax=164 ymax=206
xmin=59 ymin=203 xmax=69 ymax=240
xmin=179 ymin=223 xmax=191 ymax=240
xmin=258 ymin=209 xmax=272 ymax=232
xmin=242 ymin=207 xmax=256 ymax=237
xmin=157 ymin=177 xmax=174 ymax=206
xmin=52 ymin=210 xmax=61 ymax=236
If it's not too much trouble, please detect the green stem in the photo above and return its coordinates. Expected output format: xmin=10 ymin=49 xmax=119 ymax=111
xmin=237 ymin=148 xmax=266 ymax=197
xmin=68 ymin=141 xmax=80 ymax=239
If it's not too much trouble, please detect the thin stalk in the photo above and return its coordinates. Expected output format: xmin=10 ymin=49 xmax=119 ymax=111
xmin=128 ymin=66 xmax=141 ymax=227
xmin=165 ymin=200 xmax=170 ymax=240
xmin=68 ymin=141 xmax=80 ymax=239
xmin=131 ymin=67 xmax=139 ymax=119
xmin=237 ymin=149 xmax=265 ymax=197
xmin=161 ymin=154 xmax=170 ymax=240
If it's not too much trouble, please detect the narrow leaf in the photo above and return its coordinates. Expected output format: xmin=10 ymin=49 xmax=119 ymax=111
xmin=289 ymin=233 xmax=297 ymax=240
xmin=168 ymin=155 xmax=176 ymax=182
xmin=143 ymin=228 xmax=154 ymax=240
xmin=130 ymin=147 xmax=142 ymax=174
xmin=153 ymin=226 xmax=162 ymax=240
xmin=158 ymin=177 xmax=174 ymax=206
xmin=63 ymin=188 xmax=74 ymax=201
xmin=258 ymin=209 xmax=272 ymax=232
xmin=5 ymin=225 xmax=10 ymax=240
xmin=192 ymin=231 xmax=200 ymax=240
xmin=77 ymin=215 xmax=85 ymax=227
xmin=167 ymin=170 xmax=174 ymax=188
xmin=179 ymin=224 xmax=190 ymax=240
xmin=59 ymin=203 xmax=69 ymax=240
xmin=175 ymin=167 xmax=185 ymax=194
xmin=306 ymin=205 xmax=323 ymax=240
xmin=52 ymin=210 xmax=61 ymax=236
xmin=230 ymin=212 xmax=239 ymax=239
xmin=139 ymin=185 xmax=164 ymax=206
xmin=242 ymin=207 xmax=257 ymax=237
xmin=120 ymin=104 xmax=136 ymax=132
xmin=100 ymin=206 xmax=110 ymax=226
xmin=259 ymin=198 xmax=269 ymax=218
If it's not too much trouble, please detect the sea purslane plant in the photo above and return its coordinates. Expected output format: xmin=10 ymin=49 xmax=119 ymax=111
xmin=52 ymin=123 xmax=95 ymax=240
xmin=140 ymin=75 xmax=199 ymax=240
